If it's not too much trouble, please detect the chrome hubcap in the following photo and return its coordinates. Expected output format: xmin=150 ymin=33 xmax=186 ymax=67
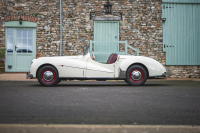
xmin=131 ymin=70 xmax=142 ymax=81
xmin=43 ymin=71 xmax=54 ymax=81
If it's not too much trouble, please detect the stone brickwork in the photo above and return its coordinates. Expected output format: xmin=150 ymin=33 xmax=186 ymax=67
xmin=167 ymin=66 xmax=200 ymax=78
xmin=0 ymin=0 xmax=199 ymax=78
xmin=61 ymin=0 xmax=164 ymax=59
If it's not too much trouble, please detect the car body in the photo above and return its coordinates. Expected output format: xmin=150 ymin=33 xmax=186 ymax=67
xmin=27 ymin=45 xmax=166 ymax=86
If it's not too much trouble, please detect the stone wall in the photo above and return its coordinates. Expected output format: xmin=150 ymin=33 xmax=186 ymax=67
xmin=0 ymin=0 xmax=199 ymax=78
xmin=61 ymin=0 xmax=164 ymax=60
xmin=0 ymin=0 xmax=61 ymax=57
xmin=0 ymin=0 xmax=163 ymax=58
xmin=167 ymin=66 xmax=200 ymax=78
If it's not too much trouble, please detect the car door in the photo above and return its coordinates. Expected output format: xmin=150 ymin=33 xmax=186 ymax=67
xmin=86 ymin=57 xmax=115 ymax=78
xmin=58 ymin=56 xmax=87 ymax=78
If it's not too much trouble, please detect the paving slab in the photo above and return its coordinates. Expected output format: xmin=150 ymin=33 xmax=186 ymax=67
xmin=0 ymin=124 xmax=200 ymax=133
xmin=0 ymin=73 xmax=37 ymax=81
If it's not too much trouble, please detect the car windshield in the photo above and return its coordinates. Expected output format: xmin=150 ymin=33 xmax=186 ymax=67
xmin=83 ymin=44 xmax=90 ymax=56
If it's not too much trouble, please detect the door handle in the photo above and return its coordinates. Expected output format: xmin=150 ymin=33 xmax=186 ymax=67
xmin=15 ymin=46 xmax=18 ymax=51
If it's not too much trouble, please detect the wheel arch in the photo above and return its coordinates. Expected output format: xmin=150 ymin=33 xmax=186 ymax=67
xmin=36 ymin=63 xmax=59 ymax=78
xmin=126 ymin=63 xmax=149 ymax=78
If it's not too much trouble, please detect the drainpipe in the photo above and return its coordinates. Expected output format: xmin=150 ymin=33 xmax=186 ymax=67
xmin=59 ymin=0 xmax=62 ymax=56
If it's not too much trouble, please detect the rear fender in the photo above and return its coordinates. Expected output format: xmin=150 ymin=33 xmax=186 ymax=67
xmin=119 ymin=56 xmax=166 ymax=77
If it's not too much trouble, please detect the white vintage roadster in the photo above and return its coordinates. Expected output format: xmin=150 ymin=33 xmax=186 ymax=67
xmin=27 ymin=45 xmax=166 ymax=86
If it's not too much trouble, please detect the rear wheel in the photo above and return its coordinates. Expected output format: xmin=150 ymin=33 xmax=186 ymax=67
xmin=37 ymin=65 xmax=59 ymax=86
xmin=126 ymin=65 xmax=147 ymax=86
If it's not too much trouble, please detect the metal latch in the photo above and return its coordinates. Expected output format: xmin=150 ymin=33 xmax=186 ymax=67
xmin=162 ymin=18 xmax=166 ymax=22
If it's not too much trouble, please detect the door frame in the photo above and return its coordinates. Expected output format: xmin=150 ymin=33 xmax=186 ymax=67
xmin=5 ymin=21 xmax=37 ymax=72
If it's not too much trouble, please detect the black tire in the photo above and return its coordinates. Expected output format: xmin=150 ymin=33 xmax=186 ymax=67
xmin=37 ymin=65 xmax=59 ymax=86
xmin=126 ymin=65 xmax=147 ymax=86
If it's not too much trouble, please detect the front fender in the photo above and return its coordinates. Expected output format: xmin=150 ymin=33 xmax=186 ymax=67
xmin=29 ymin=57 xmax=61 ymax=78
xmin=30 ymin=55 xmax=88 ymax=78
xmin=119 ymin=56 xmax=166 ymax=77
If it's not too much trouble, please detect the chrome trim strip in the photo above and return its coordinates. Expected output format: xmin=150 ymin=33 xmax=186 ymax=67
xmin=58 ymin=65 xmax=113 ymax=73
xmin=58 ymin=65 xmax=85 ymax=69
xmin=87 ymin=68 xmax=114 ymax=73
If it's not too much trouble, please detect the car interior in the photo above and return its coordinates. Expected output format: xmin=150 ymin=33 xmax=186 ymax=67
xmin=106 ymin=53 xmax=118 ymax=64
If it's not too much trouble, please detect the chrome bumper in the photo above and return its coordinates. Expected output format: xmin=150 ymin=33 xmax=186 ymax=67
xmin=149 ymin=72 xmax=167 ymax=79
xmin=26 ymin=72 xmax=33 ymax=79
xmin=162 ymin=72 xmax=167 ymax=77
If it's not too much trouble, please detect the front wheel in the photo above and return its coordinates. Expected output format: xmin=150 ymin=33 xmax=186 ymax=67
xmin=37 ymin=65 xmax=59 ymax=86
xmin=126 ymin=65 xmax=147 ymax=86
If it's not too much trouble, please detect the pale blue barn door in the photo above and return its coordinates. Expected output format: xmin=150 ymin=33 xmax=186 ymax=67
xmin=162 ymin=1 xmax=200 ymax=65
xmin=94 ymin=21 xmax=119 ymax=63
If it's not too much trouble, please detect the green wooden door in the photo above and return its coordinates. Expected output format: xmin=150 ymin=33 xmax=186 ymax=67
xmin=94 ymin=21 xmax=119 ymax=63
xmin=5 ymin=28 xmax=36 ymax=72
xmin=162 ymin=1 xmax=200 ymax=65
xmin=15 ymin=28 xmax=36 ymax=71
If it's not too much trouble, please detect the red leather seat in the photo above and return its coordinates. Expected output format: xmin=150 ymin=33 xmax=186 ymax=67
xmin=106 ymin=53 xmax=118 ymax=64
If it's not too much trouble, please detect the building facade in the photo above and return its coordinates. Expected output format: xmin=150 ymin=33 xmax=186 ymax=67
xmin=0 ymin=0 xmax=199 ymax=78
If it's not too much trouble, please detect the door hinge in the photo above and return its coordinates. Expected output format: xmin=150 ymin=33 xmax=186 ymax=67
xmin=165 ymin=45 xmax=174 ymax=48
xmin=162 ymin=18 xmax=166 ymax=22
xmin=163 ymin=5 xmax=165 ymax=9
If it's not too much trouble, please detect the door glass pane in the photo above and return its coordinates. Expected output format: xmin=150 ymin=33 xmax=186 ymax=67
xmin=17 ymin=30 xmax=21 ymax=38
xmin=16 ymin=29 xmax=33 ymax=53
xmin=28 ymin=39 xmax=33 ymax=47
xmin=6 ymin=28 xmax=13 ymax=53
xmin=7 ymin=37 xmax=13 ymax=53
xmin=28 ymin=30 xmax=33 ymax=38
xmin=28 ymin=47 xmax=33 ymax=53
xmin=28 ymin=39 xmax=33 ymax=53
xmin=22 ymin=30 xmax=27 ymax=38
xmin=7 ymin=28 xmax=13 ymax=37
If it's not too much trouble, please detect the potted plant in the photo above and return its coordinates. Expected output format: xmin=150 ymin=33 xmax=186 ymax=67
xmin=0 ymin=48 xmax=5 ymax=73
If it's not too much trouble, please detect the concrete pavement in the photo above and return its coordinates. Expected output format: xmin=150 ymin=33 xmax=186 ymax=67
xmin=0 ymin=73 xmax=37 ymax=81
xmin=0 ymin=124 xmax=200 ymax=133
xmin=0 ymin=73 xmax=200 ymax=133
